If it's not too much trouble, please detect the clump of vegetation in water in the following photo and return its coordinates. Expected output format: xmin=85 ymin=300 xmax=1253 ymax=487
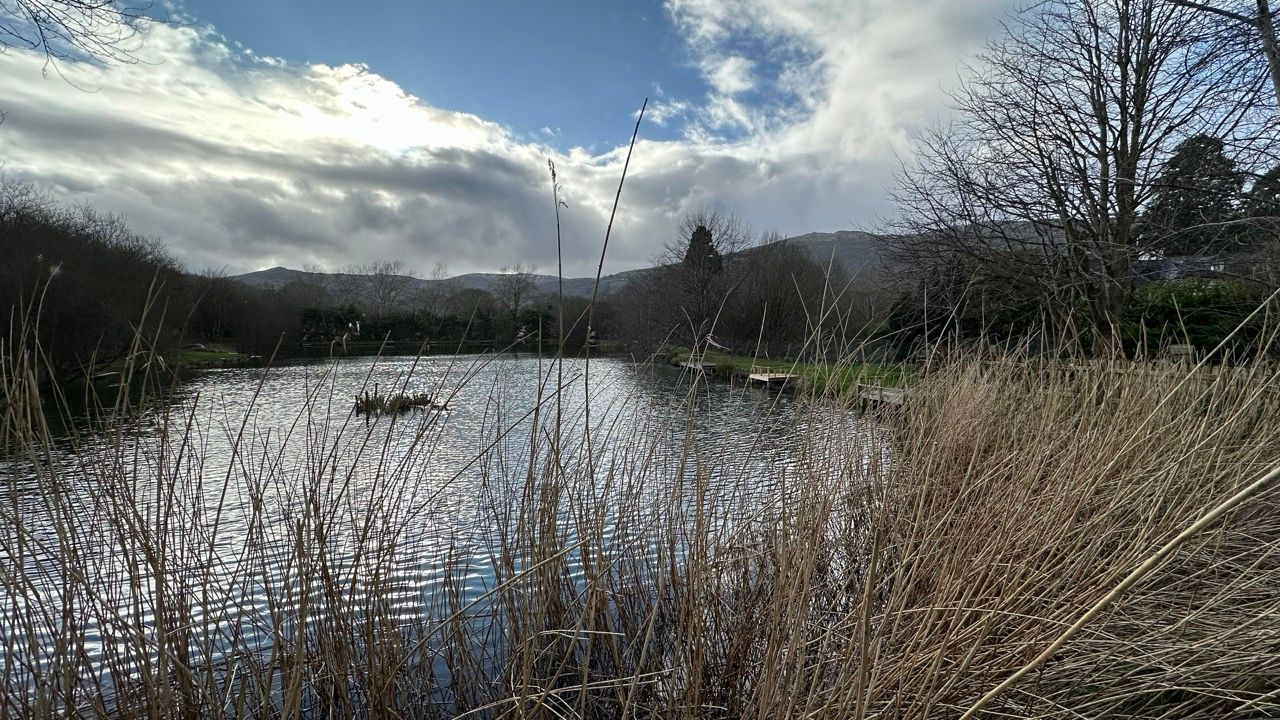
xmin=353 ymin=388 xmax=446 ymax=415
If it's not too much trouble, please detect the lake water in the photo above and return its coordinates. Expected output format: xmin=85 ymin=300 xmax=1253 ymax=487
xmin=1 ymin=353 xmax=867 ymax=713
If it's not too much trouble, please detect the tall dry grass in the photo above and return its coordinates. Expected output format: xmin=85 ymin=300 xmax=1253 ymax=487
xmin=831 ymin=357 xmax=1280 ymax=718
xmin=3 ymin=299 xmax=1280 ymax=719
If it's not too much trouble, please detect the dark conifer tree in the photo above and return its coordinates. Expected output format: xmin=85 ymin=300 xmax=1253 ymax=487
xmin=1143 ymin=135 xmax=1245 ymax=255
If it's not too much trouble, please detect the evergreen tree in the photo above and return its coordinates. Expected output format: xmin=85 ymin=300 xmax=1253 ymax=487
xmin=678 ymin=224 xmax=726 ymax=340
xmin=1242 ymin=163 xmax=1280 ymax=244
xmin=1143 ymin=135 xmax=1244 ymax=255
xmin=682 ymin=225 xmax=723 ymax=276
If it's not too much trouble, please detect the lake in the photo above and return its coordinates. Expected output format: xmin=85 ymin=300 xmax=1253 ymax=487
xmin=1 ymin=353 xmax=869 ymax=715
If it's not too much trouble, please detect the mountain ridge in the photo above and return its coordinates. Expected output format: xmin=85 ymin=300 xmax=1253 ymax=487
xmin=229 ymin=230 xmax=889 ymax=304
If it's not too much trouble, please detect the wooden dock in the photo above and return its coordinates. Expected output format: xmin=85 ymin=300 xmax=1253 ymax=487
xmin=747 ymin=365 xmax=797 ymax=385
xmin=858 ymin=384 xmax=908 ymax=408
xmin=680 ymin=351 xmax=718 ymax=373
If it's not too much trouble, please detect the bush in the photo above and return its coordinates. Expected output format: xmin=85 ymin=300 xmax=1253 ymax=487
xmin=1124 ymin=278 xmax=1268 ymax=359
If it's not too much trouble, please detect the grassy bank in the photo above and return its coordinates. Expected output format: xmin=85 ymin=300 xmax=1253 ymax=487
xmin=666 ymin=344 xmax=911 ymax=394
xmin=3 ymin=324 xmax=1279 ymax=717
xmin=168 ymin=344 xmax=243 ymax=367
xmin=96 ymin=344 xmax=246 ymax=376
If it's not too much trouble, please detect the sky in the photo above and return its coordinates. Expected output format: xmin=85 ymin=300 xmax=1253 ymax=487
xmin=0 ymin=0 xmax=1017 ymax=277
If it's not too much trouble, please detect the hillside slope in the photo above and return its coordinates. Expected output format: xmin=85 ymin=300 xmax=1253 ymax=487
xmin=779 ymin=230 xmax=890 ymax=278
xmin=230 ymin=230 xmax=891 ymax=305
xmin=231 ymin=266 xmax=639 ymax=299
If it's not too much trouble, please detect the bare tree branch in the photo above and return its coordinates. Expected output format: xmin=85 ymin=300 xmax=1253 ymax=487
xmin=1168 ymin=0 xmax=1253 ymax=24
xmin=1169 ymin=0 xmax=1280 ymax=106
xmin=0 ymin=0 xmax=156 ymax=69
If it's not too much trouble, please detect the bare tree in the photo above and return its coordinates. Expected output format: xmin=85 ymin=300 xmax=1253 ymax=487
xmin=445 ymin=286 xmax=499 ymax=319
xmin=419 ymin=261 xmax=459 ymax=317
xmin=330 ymin=265 xmax=365 ymax=308
xmin=333 ymin=260 xmax=415 ymax=317
xmin=648 ymin=209 xmax=755 ymax=344
xmin=1170 ymin=0 xmax=1280 ymax=107
xmin=492 ymin=263 xmax=539 ymax=320
xmin=662 ymin=209 xmax=753 ymax=271
xmin=278 ymin=262 xmax=333 ymax=308
xmin=892 ymin=0 xmax=1266 ymax=354
xmin=362 ymin=260 xmax=414 ymax=318
xmin=719 ymin=232 xmax=840 ymax=352
xmin=0 ymin=0 xmax=153 ymax=68
xmin=191 ymin=268 xmax=235 ymax=342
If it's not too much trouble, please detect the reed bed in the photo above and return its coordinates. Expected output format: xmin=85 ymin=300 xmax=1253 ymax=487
xmin=2 ymin=316 xmax=1280 ymax=718
xmin=353 ymin=387 xmax=447 ymax=415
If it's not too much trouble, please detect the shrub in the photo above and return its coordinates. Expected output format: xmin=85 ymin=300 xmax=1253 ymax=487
xmin=1124 ymin=277 xmax=1269 ymax=358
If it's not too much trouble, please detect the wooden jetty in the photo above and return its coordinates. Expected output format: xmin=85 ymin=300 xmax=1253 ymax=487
xmin=858 ymin=384 xmax=909 ymax=409
xmin=746 ymin=365 xmax=798 ymax=385
xmin=680 ymin=351 xmax=717 ymax=373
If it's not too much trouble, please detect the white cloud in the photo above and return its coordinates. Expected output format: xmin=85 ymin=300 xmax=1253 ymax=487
xmin=0 ymin=2 xmax=1016 ymax=278
xmin=647 ymin=98 xmax=691 ymax=127
xmin=707 ymin=56 xmax=756 ymax=95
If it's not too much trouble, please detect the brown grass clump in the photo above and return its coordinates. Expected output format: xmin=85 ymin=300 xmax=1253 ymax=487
xmin=353 ymin=387 xmax=446 ymax=415
xmin=826 ymin=358 xmax=1280 ymax=718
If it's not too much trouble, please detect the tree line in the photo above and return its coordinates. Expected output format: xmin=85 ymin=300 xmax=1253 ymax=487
xmin=0 ymin=180 xmax=602 ymax=382
xmin=275 ymin=208 xmax=881 ymax=361
xmin=613 ymin=209 xmax=883 ymax=358
xmin=0 ymin=181 xmax=295 ymax=381
xmin=2 ymin=174 xmax=891 ymax=386
xmin=280 ymin=260 xmax=599 ymax=351
xmin=22 ymin=0 xmax=1280 ymax=371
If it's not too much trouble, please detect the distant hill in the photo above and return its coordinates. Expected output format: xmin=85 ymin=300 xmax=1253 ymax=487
xmin=229 ymin=230 xmax=891 ymax=306
xmin=229 ymin=266 xmax=635 ymax=300
xmin=776 ymin=230 xmax=890 ymax=279
xmin=231 ymin=266 xmax=317 ymax=290
xmin=447 ymin=270 xmax=646 ymax=298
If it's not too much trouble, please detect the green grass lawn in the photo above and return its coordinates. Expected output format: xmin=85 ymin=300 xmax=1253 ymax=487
xmin=667 ymin=346 xmax=911 ymax=396
xmin=101 ymin=345 xmax=241 ymax=374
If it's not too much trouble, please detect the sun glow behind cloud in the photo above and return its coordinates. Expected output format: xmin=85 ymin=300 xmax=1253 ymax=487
xmin=0 ymin=2 xmax=1015 ymax=276
xmin=268 ymin=63 xmax=509 ymax=156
